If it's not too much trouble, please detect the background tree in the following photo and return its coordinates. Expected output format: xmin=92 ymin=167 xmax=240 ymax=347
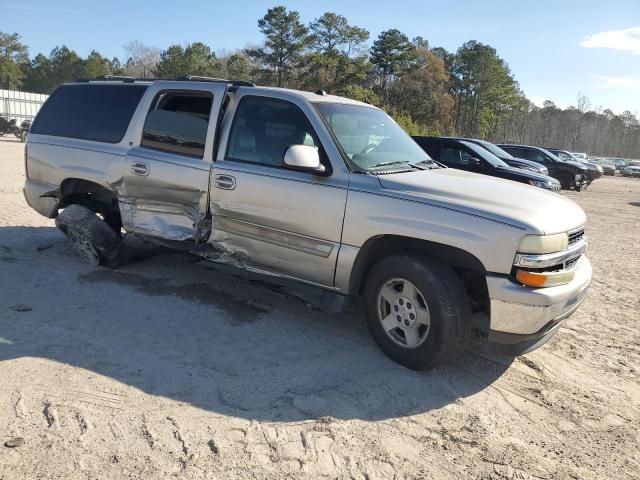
xmin=0 ymin=32 xmax=29 ymax=89
xmin=450 ymin=40 xmax=520 ymax=137
xmin=226 ymin=53 xmax=250 ymax=80
xmin=247 ymin=6 xmax=311 ymax=87
xmin=369 ymin=29 xmax=417 ymax=99
xmin=306 ymin=12 xmax=369 ymax=92
xmin=156 ymin=42 xmax=222 ymax=78
xmin=123 ymin=40 xmax=160 ymax=78
xmin=387 ymin=47 xmax=454 ymax=134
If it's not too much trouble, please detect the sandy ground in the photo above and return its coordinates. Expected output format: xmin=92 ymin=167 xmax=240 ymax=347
xmin=0 ymin=136 xmax=639 ymax=480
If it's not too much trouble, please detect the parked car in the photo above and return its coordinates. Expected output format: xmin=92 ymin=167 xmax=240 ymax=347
xmin=623 ymin=160 xmax=640 ymax=177
xmin=458 ymin=138 xmax=549 ymax=175
xmin=24 ymin=77 xmax=592 ymax=369
xmin=498 ymin=144 xmax=590 ymax=190
xmin=412 ymin=136 xmax=560 ymax=191
xmin=589 ymin=158 xmax=615 ymax=176
xmin=613 ymin=159 xmax=627 ymax=172
xmin=546 ymin=148 xmax=603 ymax=184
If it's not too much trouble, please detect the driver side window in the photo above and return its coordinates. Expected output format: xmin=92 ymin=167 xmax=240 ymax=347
xmin=226 ymin=96 xmax=321 ymax=168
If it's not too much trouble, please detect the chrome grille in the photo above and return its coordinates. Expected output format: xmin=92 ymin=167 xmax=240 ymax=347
xmin=568 ymin=228 xmax=585 ymax=247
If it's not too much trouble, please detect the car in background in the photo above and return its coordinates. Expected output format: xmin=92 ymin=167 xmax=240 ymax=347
xmin=590 ymin=158 xmax=615 ymax=176
xmin=458 ymin=138 xmax=549 ymax=175
xmin=613 ymin=159 xmax=627 ymax=172
xmin=412 ymin=137 xmax=561 ymax=191
xmin=498 ymin=144 xmax=589 ymax=190
xmin=546 ymin=148 xmax=603 ymax=184
xmin=623 ymin=160 xmax=640 ymax=177
xmin=571 ymin=152 xmax=588 ymax=161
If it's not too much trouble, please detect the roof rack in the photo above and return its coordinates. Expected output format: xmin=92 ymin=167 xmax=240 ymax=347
xmin=73 ymin=75 xmax=255 ymax=88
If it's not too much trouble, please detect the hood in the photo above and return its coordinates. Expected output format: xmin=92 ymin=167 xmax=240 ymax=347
xmin=504 ymin=157 xmax=546 ymax=172
xmin=497 ymin=165 xmax=557 ymax=183
xmin=564 ymin=160 xmax=589 ymax=170
xmin=376 ymin=168 xmax=586 ymax=235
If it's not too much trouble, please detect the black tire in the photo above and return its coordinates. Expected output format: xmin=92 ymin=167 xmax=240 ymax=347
xmin=364 ymin=254 xmax=471 ymax=370
xmin=55 ymin=204 xmax=121 ymax=267
xmin=20 ymin=130 xmax=27 ymax=143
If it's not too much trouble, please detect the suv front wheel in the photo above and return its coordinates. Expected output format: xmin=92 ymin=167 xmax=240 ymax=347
xmin=364 ymin=254 xmax=470 ymax=370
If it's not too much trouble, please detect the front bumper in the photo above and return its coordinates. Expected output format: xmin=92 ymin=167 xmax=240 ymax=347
xmin=624 ymin=169 xmax=640 ymax=177
xmin=483 ymin=255 xmax=591 ymax=355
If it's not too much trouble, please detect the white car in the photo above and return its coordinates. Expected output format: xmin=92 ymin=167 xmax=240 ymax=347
xmin=623 ymin=161 xmax=640 ymax=177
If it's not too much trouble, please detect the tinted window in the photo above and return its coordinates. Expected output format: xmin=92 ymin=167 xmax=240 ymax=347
xmin=442 ymin=146 xmax=474 ymax=165
xmin=227 ymin=96 xmax=321 ymax=168
xmin=141 ymin=91 xmax=212 ymax=158
xmin=520 ymin=148 xmax=547 ymax=163
xmin=30 ymin=84 xmax=147 ymax=143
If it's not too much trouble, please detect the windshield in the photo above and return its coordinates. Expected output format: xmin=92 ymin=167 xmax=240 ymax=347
xmin=629 ymin=161 xmax=640 ymax=167
xmin=314 ymin=103 xmax=433 ymax=172
xmin=477 ymin=140 xmax=514 ymax=160
xmin=460 ymin=140 xmax=510 ymax=168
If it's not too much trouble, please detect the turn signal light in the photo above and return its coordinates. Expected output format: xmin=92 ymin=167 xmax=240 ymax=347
xmin=516 ymin=269 xmax=575 ymax=288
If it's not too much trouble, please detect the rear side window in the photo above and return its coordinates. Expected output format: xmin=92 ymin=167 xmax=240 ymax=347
xmin=30 ymin=84 xmax=147 ymax=143
xmin=442 ymin=146 xmax=474 ymax=165
xmin=141 ymin=91 xmax=213 ymax=158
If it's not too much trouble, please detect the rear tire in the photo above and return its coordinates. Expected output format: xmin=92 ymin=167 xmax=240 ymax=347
xmin=363 ymin=254 xmax=470 ymax=370
xmin=55 ymin=204 xmax=121 ymax=267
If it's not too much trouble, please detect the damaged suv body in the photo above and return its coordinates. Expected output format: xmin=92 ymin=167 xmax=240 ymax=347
xmin=24 ymin=77 xmax=592 ymax=369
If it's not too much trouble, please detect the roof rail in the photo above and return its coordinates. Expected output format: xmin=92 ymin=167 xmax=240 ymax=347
xmin=177 ymin=75 xmax=255 ymax=87
xmin=73 ymin=75 xmax=255 ymax=87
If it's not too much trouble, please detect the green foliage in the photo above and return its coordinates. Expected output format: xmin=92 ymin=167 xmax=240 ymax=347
xmin=0 ymin=32 xmax=29 ymax=89
xmin=226 ymin=54 xmax=250 ymax=81
xmin=370 ymin=29 xmax=418 ymax=96
xmin=305 ymin=12 xmax=370 ymax=91
xmin=451 ymin=41 xmax=521 ymax=138
xmin=247 ymin=6 xmax=311 ymax=87
xmin=156 ymin=42 xmax=222 ymax=79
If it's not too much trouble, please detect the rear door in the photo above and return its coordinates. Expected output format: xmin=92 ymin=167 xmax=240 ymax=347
xmin=118 ymin=81 xmax=227 ymax=242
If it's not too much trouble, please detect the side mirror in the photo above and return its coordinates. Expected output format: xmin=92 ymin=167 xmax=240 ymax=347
xmin=467 ymin=157 xmax=482 ymax=166
xmin=283 ymin=145 xmax=326 ymax=174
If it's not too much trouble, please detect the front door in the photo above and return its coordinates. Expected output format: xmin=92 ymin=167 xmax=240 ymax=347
xmin=209 ymin=94 xmax=349 ymax=287
xmin=118 ymin=82 xmax=227 ymax=242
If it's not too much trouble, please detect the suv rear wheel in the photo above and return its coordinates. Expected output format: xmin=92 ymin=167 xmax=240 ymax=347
xmin=364 ymin=254 xmax=470 ymax=370
xmin=55 ymin=204 xmax=121 ymax=267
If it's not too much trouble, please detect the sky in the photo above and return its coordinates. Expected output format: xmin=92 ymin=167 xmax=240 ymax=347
xmin=2 ymin=0 xmax=640 ymax=114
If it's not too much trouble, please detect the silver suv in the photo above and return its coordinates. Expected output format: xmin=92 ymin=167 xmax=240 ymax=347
xmin=23 ymin=77 xmax=592 ymax=369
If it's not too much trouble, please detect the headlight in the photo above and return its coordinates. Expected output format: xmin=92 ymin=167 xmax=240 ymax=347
xmin=596 ymin=166 xmax=603 ymax=172
xmin=528 ymin=179 xmax=556 ymax=190
xmin=524 ymin=166 xmax=538 ymax=172
xmin=518 ymin=233 xmax=568 ymax=254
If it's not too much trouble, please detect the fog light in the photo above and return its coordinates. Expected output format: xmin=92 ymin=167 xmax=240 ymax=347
xmin=516 ymin=269 xmax=575 ymax=288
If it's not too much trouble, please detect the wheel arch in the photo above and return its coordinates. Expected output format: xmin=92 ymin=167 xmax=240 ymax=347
xmin=348 ymin=235 xmax=489 ymax=315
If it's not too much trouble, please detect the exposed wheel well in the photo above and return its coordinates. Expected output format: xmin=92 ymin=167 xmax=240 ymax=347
xmin=59 ymin=178 xmax=122 ymax=231
xmin=349 ymin=235 xmax=489 ymax=317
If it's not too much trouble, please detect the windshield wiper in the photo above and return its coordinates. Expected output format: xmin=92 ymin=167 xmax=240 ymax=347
xmin=369 ymin=160 xmax=413 ymax=169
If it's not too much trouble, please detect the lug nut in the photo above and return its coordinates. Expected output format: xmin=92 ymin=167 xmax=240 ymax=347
xmin=407 ymin=303 xmax=412 ymax=309
xmin=394 ymin=305 xmax=399 ymax=312
xmin=396 ymin=316 xmax=401 ymax=322
xmin=399 ymin=299 xmax=404 ymax=305
xmin=409 ymin=313 xmax=415 ymax=320
xmin=404 ymin=320 xmax=410 ymax=326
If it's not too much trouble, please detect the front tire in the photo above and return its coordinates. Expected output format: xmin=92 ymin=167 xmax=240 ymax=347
xmin=55 ymin=204 xmax=121 ymax=267
xmin=364 ymin=254 xmax=470 ymax=370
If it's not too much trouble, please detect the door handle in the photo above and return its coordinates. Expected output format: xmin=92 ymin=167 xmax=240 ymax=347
xmin=214 ymin=174 xmax=236 ymax=190
xmin=131 ymin=162 xmax=150 ymax=176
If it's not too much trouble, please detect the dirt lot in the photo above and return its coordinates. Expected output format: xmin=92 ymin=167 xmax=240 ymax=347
xmin=0 ymin=136 xmax=638 ymax=480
